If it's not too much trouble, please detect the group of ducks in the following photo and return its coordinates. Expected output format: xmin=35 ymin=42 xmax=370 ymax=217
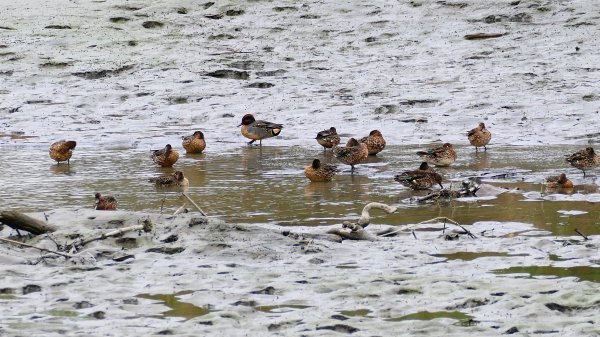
xmin=47 ymin=114 xmax=599 ymax=210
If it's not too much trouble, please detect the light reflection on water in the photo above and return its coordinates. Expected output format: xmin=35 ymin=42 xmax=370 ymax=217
xmin=0 ymin=144 xmax=599 ymax=236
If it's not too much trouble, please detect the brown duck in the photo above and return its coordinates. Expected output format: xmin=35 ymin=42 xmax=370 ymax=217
xmin=182 ymin=131 xmax=206 ymax=154
xmin=151 ymin=144 xmax=179 ymax=167
xmin=360 ymin=130 xmax=386 ymax=156
xmin=95 ymin=193 xmax=117 ymax=210
xmin=315 ymin=127 xmax=341 ymax=150
xmin=416 ymin=143 xmax=457 ymax=167
xmin=49 ymin=140 xmax=76 ymax=165
xmin=565 ymin=147 xmax=600 ymax=177
xmin=239 ymin=114 xmax=283 ymax=145
xmin=545 ymin=173 xmax=574 ymax=189
xmin=333 ymin=138 xmax=369 ymax=172
xmin=149 ymin=171 xmax=189 ymax=188
xmin=304 ymin=159 xmax=338 ymax=182
xmin=467 ymin=122 xmax=492 ymax=151
xmin=394 ymin=162 xmax=443 ymax=190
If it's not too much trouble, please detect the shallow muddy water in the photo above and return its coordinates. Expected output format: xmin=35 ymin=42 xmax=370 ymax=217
xmin=1 ymin=143 xmax=599 ymax=236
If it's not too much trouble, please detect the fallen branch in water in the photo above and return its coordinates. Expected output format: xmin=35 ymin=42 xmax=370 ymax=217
xmin=182 ymin=193 xmax=207 ymax=216
xmin=0 ymin=210 xmax=58 ymax=235
xmin=0 ymin=237 xmax=72 ymax=258
xmin=379 ymin=217 xmax=477 ymax=239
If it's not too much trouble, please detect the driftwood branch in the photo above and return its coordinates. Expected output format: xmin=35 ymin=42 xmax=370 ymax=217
xmin=0 ymin=211 xmax=58 ymax=235
xmin=182 ymin=193 xmax=207 ymax=216
xmin=77 ymin=220 xmax=153 ymax=247
xmin=379 ymin=217 xmax=477 ymax=239
xmin=0 ymin=237 xmax=71 ymax=258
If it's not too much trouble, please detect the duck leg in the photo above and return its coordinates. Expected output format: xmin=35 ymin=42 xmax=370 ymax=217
xmin=247 ymin=139 xmax=256 ymax=145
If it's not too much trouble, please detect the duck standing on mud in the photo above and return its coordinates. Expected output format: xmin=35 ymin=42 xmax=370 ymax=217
xmin=304 ymin=159 xmax=338 ymax=182
xmin=95 ymin=192 xmax=117 ymax=210
xmin=315 ymin=127 xmax=341 ymax=150
xmin=151 ymin=144 xmax=179 ymax=167
xmin=416 ymin=143 xmax=457 ymax=167
xmin=149 ymin=171 xmax=189 ymax=188
xmin=360 ymin=130 xmax=386 ymax=156
xmin=565 ymin=147 xmax=600 ymax=177
xmin=467 ymin=122 xmax=491 ymax=152
xmin=238 ymin=113 xmax=283 ymax=146
xmin=394 ymin=162 xmax=444 ymax=190
xmin=181 ymin=131 xmax=206 ymax=154
xmin=49 ymin=140 xmax=77 ymax=165
xmin=333 ymin=138 xmax=369 ymax=172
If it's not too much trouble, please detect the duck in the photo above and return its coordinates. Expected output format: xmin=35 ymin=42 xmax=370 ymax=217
xmin=315 ymin=127 xmax=341 ymax=150
xmin=149 ymin=171 xmax=189 ymax=188
xmin=545 ymin=173 xmax=574 ymax=189
xmin=49 ymin=140 xmax=76 ymax=165
xmin=151 ymin=144 xmax=179 ymax=167
xmin=394 ymin=162 xmax=444 ymax=190
xmin=416 ymin=143 xmax=457 ymax=167
xmin=333 ymin=138 xmax=369 ymax=172
xmin=182 ymin=131 xmax=206 ymax=154
xmin=94 ymin=192 xmax=117 ymax=210
xmin=467 ymin=122 xmax=491 ymax=151
xmin=238 ymin=114 xmax=283 ymax=145
xmin=359 ymin=130 xmax=386 ymax=156
xmin=304 ymin=159 xmax=338 ymax=182
xmin=565 ymin=147 xmax=600 ymax=177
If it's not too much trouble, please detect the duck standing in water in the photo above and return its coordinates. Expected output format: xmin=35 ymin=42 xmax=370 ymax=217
xmin=416 ymin=143 xmax=457 ymax=167
xmin=467 ymin=122 xmax=492 ymax=152
xmin=182 ymin=131 xmax=206 ymax=154
xmin=149 ymin=171 xmax=189 ymax=188
xmin=565 ymin=147 xmax=600 ymax=177
xmin=359 ymin=130 xmax=386 ymax=156
xmin=238 ymin=114 xmax=283 ymax=145
xmin=315 ymin=127 xmax=340 ymax=150
xmin=95 ymin=192 xmax=117 ymax=210
xmin=49 ymin=140 xmax=77 ymax=165
xmin=545 ymin=173 xmax=574 ymax=189
xmin=304 ymin=159 xmax=338 ymax=182
xmin=333 ymin=138 xmax=369 ymax=172
xmin=151 ymin=144 xmax=179 ymax=167
xmin=394 ymin=162 xmax=443 ymax=190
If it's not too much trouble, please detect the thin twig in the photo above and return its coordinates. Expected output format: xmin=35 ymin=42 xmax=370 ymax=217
xmin=574 ymin=228 xmax=589 ymax=241
xmin=0 ymin=237 xmax=72 ymax=258
xmin=379 ymin=217 xmax=477 ymax=239
xmin=182 ymin=193 xmax=207 ymax=216
xmin=173 ymin=204 xmax=187 ymax=216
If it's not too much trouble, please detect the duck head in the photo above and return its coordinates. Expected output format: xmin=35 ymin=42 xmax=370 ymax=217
xmin=238 ymin=114 xmax=256 ymax=126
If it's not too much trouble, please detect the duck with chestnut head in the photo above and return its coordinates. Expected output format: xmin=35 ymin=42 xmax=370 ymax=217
xmin=238 ymin=114 xmax=283 ymax=145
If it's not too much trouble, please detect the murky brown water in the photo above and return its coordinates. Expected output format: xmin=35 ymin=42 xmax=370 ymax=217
xmin=1 ymin=144 xmax=599 ymax=236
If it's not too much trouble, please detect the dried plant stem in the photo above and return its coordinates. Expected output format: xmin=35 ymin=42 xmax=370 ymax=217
xmin=0 ymin=237 xmax=72 ymax=258
xmin=182 ymin=193 xmax=207 ymax=216
xmin=379 ymin=216 xmax=477 ymax=239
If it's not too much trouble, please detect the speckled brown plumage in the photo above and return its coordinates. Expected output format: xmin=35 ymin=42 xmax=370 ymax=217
xmin=49 ymin=140 xmax=76 ymax=165
xmin=315 ymin=127 xmax=341 ymax=150
xmin=467 ymin=122 xmax=492 ymax=151
xmin=182 ymin=131 xmax=206 ymax=154
xmin=545 ymin=173 xmax=573 ymax=189
xmin=149 ymin=171 xmax=189 ymax=188
xmin=565 ymin=147 xmax=600 ymax=177
xmin=94 ymin=192 xmax=117 ymax=210
xmin=239 ymin=114 xmax=283 ymax=145
xmin=359 ymin=130 xmax=386 ymax=156
xmin=416 ymin=143 xmax=457 ymax=167
xmin=304 ymin=159 xmax=338 ymax=182
xmin=394 ymin=162 xmax=443 ymax=190
xmin=151 ymin=144 xmax=179 ymax=167
xmin=333 ymin=138 xmax=369 ymax=171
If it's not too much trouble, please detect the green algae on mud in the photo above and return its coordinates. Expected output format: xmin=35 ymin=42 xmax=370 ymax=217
xmin=430 ymin=251 xmax=529 ymax=261
xmin=493 ymin=266 xmax=600 ymax=283
xmin=386 ymin=310 xmax=473 ymax=322
xmin=136 ymin=291 xmax=211 ymax=320
xmin=254 ymin=304 xmax=312 ymax=313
